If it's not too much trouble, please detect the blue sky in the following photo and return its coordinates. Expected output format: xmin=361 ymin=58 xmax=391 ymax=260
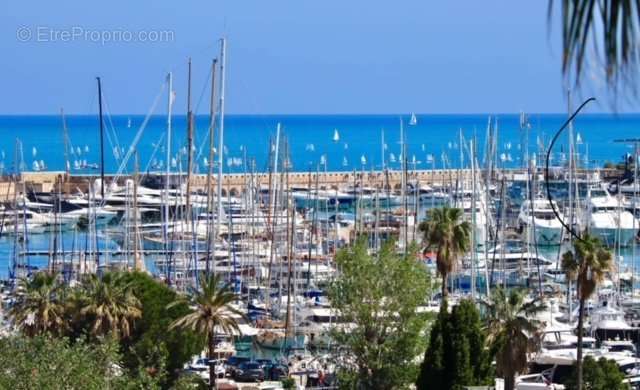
xmin=0 ymin=1 xmax=614 ymax=114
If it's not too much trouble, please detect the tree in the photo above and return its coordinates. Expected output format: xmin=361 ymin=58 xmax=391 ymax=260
xmin=417 ymin=299 xmax=492 ymax=390
xmin=562 ymin=234 xmax=613 ymax=390
xmin=118 ymin=272 xmax=205 ymax=387
xmin=563 ymin=356 xmax=627 ymax=390
xmin=9 ymin=272 xmax=67 ymax=337
xmin=80 ymin=272 xmax=142 ymax=339
xmin=329 ymin=238 xmax=431 ymax=389
xmin=168 ymin=273 xmax=244 ymax=390
xmin=484 ymin=288 xmax=546 ymax=390
xmin=550 ymin=0 xmax=640 ymax=99
xmin=419 ymin=206 xmax=471 ymax=301
xmin=0 ymin=335 xmax=159 ymax=389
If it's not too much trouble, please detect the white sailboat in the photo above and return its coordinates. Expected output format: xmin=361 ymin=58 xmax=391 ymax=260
xmin=342 ymin=156 xmax=348 ymax=167
xmin=360 ymin=155 xmax=366 ymax=166
xmin=333 ymin=128 xmax=340 ymax=143
xmin=127 ymin=117 xmax=132 ymax=128
xmin=409 ymin=113 xmax=417 ymax=126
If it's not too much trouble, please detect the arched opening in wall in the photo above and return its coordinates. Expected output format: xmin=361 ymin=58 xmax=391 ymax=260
xmin=221 ymin=189 xmax=227 ymax=197
xmin=230 ymin=188 xmax=239 ymax=197
xmin=394 ymin=183 xmax=402 ymax=190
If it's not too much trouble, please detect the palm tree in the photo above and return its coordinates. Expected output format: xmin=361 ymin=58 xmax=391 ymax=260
xmin=9 ymin=272 xmax=66 ymax=337
xmin=419 ymin=206 xmax=471 ymax=301
xmin=168 ymin=274 xmax=245 ymax=390
xmin=80 ymin=272 xmax=142 ymax=339
xmin=561 ymin=233 xmax=613 ymax=390
xmin=484 ymin=288 xmax=546 ymax=390
xmin=551 ymin=1 xmax=640 ymax=97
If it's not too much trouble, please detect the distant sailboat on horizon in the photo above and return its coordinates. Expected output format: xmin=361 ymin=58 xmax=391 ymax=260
xmin=333 ymin=128 xmax=340 ymax=143
xmin=409 ymin=113 xmax=417 ymax=126
xmin=127 ymin=117 xmax=132 ymax=128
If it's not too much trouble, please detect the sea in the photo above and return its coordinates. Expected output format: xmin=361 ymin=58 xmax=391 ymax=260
xmin=0 ymin=113 xmax=638 ymax=175
xmin=1 ymin=113 xmax=640 ymax=280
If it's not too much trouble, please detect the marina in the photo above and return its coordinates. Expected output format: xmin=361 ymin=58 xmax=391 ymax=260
xmin=6 ymin=2 xmax=640 ymax=388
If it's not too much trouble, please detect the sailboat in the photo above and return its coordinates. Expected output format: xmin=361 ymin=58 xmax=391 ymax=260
xmin=389 ymin=153 xmax=396 ymax=164
xmin=127 ymin=117 xmax=132 ymax=128
xmin=360 ymin=155 xmax=366 ymax=166
xmin=333 ymin=129 xmax=340 ymax=143
xmin=342 ymin=156 xmax=348 ymax=167
xmin=32 ymin=146 xmax=37 ymax=158
xmin=576 ymin=132 xmax=583 ymax=145
xmin=409 ymin=113 xmax=417 ymax=126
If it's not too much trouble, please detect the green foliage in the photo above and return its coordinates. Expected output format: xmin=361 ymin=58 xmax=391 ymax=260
xmin=9 ymin=272 xmax=67 ymax=337
xmin=419 ymin=206 xmax=471 ymax=299
xmin=168 ymin=273 xmax=245 ymax=388
xmin=484 ymin=288 xmax=546 ymax=390
xmin=329 ymin=238 xmax=431 ymax=389
xmin=171 ymin=372 xmax=208 ymax=390
xmin=0 ymin=335 xmax=159 ymax=390
xmin=562 ymin=234 xmax=613 ymax=390
xmin=563 ymin=356 xmax=627 ymax=390
xmin=7 ymin=271 xmax=205 ymax=388
xmin=79 ymin=272 xmax=142 ymax=339
xmin=119 ymin=272 xmax=205 ymax=387
xmin=281 ymin=377 xmax=296 ymax=389
xmin=417 ymin=299 xmax=492 ymax=390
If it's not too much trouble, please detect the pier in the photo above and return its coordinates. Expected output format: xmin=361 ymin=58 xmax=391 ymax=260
xmin=1 ymin=167 xmax=619 ymax=200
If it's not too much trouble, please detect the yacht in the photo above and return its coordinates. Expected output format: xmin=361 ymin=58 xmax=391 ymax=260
xmin=581 ymin=186 xmax=638 ymax=247
xmin=589 ymin=296 xmax=639 ymax=342
xmin=518 ymin=198 xmax=564 ymax=246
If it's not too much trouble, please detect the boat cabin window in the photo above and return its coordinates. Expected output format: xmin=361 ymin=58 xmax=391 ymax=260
xmin=533 ymin=211 xmax=556 ymax=220
xmin=593 ymin=206 xmax=623 ymax=212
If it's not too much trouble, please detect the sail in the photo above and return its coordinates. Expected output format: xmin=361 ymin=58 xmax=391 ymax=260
xmin=333 ymin=129 xmax=340 ymax=142
xmin=409 ymin=113 xmax=417 ymax=126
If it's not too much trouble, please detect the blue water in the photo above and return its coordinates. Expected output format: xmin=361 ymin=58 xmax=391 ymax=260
xmin=0 ymin=113 xmax=638 ymax=175
xmin=1 ymin=113 xmax=640 ymax=279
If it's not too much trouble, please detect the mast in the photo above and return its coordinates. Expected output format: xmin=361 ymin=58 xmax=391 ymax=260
xmin=381 ymin=129 xmax=385 ymax=170
xmin=96 ymin=77 xmax=105 ymax=200
xmin=186 ymin=58 xmax=194 ymax=226
xmin=206 ymin=58 xmax=218 ymax=276
xmin=60 ymin=108 xmax=70 ymax=176
xmin=215 ymin=38 xmax=227 ymax=275
xmin=164 ymin=72 xmax=174 ymax=283
xmin=133 ymin=153 xmax=144 ymax=272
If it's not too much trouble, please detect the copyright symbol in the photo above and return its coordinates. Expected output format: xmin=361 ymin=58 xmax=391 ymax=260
xmin=16 ymin=26 xmax=32 ymax=42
